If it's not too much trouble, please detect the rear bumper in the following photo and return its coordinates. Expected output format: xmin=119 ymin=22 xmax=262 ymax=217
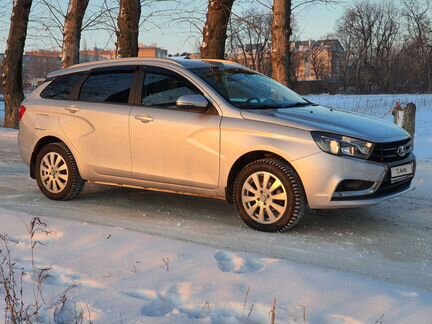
xmin=292 ymin=152 xmax=416 ymax=209
xmin=18 ymin=120 xmax=37 ymax=167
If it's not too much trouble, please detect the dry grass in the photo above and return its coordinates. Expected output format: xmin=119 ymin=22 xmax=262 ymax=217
xmin=0 ymin=217 xmax=90 ymax=324
xmin=160 ymin=257 xmax=170 ymax=271
xmin=241 ymin=285 xmax=255 ymax=320
xmin=201 ymin=301 xmax=211 ymax=315
xmin=270 ymin=298 xmax=277 ymax=324
xmin=375 ymin=314 xmax=385 ymax=324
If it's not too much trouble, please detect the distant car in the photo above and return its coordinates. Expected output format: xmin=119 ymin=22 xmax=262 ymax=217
xmin=18 ymin=58 xmax=416 ymax=232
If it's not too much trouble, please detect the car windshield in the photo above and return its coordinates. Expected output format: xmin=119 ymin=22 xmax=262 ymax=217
xmin=189 ymin=65 xmax=310 ymax=109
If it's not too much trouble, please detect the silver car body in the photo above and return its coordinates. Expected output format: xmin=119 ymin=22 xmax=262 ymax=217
xmin=18 ymin=58 xmax=415 ymax=209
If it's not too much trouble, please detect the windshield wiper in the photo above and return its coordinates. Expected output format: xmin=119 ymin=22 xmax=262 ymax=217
xmin=242 ymin=102 xmax=313 ymax=109
xmin=284 ymin=102 xmax=313 ymax=108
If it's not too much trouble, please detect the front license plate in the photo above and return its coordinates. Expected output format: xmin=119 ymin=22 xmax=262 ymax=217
xmin=391 ymin=163 xmax=413 ymax=180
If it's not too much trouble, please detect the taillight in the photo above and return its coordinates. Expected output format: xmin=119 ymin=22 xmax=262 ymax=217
xmin=19 ymin=105 xmax=26 ymax=121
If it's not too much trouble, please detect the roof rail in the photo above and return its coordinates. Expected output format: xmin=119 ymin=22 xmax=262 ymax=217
xmin=47 ymin=57 xmax=184 ymax=78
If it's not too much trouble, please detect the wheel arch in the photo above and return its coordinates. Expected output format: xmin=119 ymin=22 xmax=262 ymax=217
xmin=225 ymin=150 xmax=305 ymax=204
xmin=30 ymin=136 xmax=70 ymax=179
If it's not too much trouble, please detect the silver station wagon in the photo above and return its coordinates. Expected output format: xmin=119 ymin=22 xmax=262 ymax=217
xmin=18 ymin=58 xmax=416 ymax=232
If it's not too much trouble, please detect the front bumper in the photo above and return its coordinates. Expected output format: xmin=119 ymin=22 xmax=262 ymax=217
xmin=291 ymin=152 xmax=416 ymax=209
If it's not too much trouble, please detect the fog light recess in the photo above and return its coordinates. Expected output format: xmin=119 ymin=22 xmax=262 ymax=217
xmin=335 ymin=180 xmax=375 ymax=192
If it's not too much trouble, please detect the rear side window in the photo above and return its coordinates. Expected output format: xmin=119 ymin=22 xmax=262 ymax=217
xmin=79 ymin=71 xmax=134 ymax=104
xmin=40 ymin=74 xmax=83 ymax=100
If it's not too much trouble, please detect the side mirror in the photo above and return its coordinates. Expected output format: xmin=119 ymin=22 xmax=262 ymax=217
xmin=176 ymin=94 xmax=209 ymax=111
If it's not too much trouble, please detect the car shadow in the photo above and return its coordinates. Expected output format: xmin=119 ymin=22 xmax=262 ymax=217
xmin=77 ymin=184 xmax=241 ymax=224
xmin=76 ymin=184 xmax=394 ymax=237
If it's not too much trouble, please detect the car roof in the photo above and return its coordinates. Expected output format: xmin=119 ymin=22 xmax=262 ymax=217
xmin=47 ymin=58 xmax=245 ymax=78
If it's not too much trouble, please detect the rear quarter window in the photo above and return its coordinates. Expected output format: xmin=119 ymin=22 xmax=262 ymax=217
xmin=40 ymin=74 xmax=83 ymax=100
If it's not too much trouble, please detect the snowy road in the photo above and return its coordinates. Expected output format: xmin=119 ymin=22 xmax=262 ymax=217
xmin=0 ymin=128 xmax=431 ymax=294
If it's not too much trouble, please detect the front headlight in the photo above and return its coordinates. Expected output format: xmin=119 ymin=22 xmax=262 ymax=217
xmin=311 ymin=132 xmax=374 ymax=160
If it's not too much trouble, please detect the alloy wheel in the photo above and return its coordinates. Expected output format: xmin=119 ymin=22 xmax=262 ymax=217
xmin=241 ymin=171 xmax=288 ymax=224
xmin=39 ymin=152 xmax=69 ymax=194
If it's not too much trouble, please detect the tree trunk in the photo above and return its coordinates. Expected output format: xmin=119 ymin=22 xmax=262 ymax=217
xmin=117 ymin=0 xmax=141 ymax=58
xmin=1 ymin=0 xmax=33 ymax=129
xmin=393 ymin=102 xmax=416 ymax=141
xmin=271 ymin=0 xmax=292 ymax=87
xmin=201 ymin=0 xmax=235 ymax=59
xmin=62 ymin=0 xmax=90 ymax=68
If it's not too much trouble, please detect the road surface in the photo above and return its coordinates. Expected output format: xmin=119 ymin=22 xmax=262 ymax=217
xmin=1 ymin=129 xmax=431 ymax=292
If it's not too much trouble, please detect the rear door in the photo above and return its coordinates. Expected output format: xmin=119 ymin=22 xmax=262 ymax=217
xmin=129 ymin=66 xmax=221 ymax=188
xmin=58 ymin=66 xmax=137 ymax=178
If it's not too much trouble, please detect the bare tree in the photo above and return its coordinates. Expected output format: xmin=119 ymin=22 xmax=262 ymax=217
xmin=98 ymin=0 xmax=123 ymax=55
xmin=402 ymin=0 xmax=432 ymax=91
xmin=373 ymin=1 xmax=399 ymax=91
xmin=1 ymin=0 xmax=33 ymax=128
xmin=337 ymin=25 xmax=353 ymax=92
xmin=271 ymin=0 xmax=340 ymax=86
xmin=271 ymin=0 xmax=292 ymax=86
xmin=337 ymin=1 xmax=381 ymax=92
xmin=309 ymin=40 xmax=330 ymax=80
xmin=201 ymin=0 xmax=235 ymax=59
xmin=227 ymin=8 xmax=272 ymax=74
xmin=62 ymin=0 xmax=90 ymax=68
xmin=337 ymin=0 xmax=403 ymax=93
xmin=117 ymin=0 xmax=141 ymax=57
xmin=37 ymin=0 xmax=112 ymax=62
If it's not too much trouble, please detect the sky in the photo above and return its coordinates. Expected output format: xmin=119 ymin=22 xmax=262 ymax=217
xmin=0 ymin=0 xmax=345 ymax=55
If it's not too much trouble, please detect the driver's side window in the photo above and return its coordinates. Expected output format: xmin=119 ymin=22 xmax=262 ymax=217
xmin=142 ymin=70 xmax=199 ymax=108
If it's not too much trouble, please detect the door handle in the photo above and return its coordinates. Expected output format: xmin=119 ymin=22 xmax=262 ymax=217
xmin=135 ymin=114 xmax=154 ymax=123
xmin=65 ymin=105 xmax=80 ymax=113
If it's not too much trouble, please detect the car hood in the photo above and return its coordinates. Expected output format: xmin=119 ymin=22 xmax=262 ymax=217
xmin=240 ymin=105 xmax=410 ymax=142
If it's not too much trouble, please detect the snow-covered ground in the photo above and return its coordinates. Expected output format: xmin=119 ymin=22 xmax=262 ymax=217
xmin=1 ymin=209 xmax=432 ymax=323
xmin=305 ymin=93 xmax=432 ymax=115
xmin=0 ymin=95 xmax=432 ymax=323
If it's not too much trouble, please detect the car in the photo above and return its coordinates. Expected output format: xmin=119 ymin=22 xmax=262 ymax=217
xmin=18 ymin=58 xmax=416 ymax=232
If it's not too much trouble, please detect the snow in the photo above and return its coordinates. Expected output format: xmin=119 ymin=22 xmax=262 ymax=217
xmin=1 ymin=209 xmax=432 ymax=323
xmin=0 ymin=94 xmax=432 ymax=323
xmin=304 ymin=94 xmax=432 ymax=115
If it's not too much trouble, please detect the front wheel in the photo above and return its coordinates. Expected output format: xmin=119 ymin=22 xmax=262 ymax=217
xmin=35 ymin=143 xmax=85 ymax=200
xmin=233 ymin=158 xmax=306 ymax=232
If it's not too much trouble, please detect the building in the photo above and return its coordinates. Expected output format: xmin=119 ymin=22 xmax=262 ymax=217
xmin=138 ymin=43 xmax=168 ymax=58
xmin=292 ymin=39 xmax=344 ymax=82
xmin=80 ymin=48 xmax=116 ymax=62
xmin=21 ymin=44 xmax=168 ymax=90
xmin=227 ymin=39 xmax=344 ymax=83
xmin=228 ymin=43 xmax=272 ymax=76
xmin=188 ymin=53 xmax=201 ymax=59
xmin=22 ymin=51 xmax=62 ymax=88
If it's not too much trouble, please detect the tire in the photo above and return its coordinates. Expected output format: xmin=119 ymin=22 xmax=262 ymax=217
xmin=35 ymin=142 xmax=85 ymax=200
xmin=233 ymin=158 xmax=306 ymax=232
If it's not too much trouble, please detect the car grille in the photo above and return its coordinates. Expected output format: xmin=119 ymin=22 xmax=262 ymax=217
xmin=369 ymin=138 xmax=412 ymax=163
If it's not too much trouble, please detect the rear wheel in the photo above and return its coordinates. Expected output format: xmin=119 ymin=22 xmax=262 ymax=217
xmin=35 ymin=143 xmax=85 ymax=200
xmin=233 ymin=158 xmax=306 ymax=232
